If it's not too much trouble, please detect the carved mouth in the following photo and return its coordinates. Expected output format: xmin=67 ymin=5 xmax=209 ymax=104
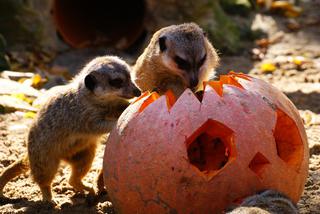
xmin=134 ymin=71 xmax=251 ymax=113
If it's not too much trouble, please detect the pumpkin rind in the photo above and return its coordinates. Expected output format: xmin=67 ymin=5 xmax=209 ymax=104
xmin=103 ymin=73 xmax=309 ymax=214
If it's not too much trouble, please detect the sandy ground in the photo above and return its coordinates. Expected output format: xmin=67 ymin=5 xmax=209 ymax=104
xmin=0 ymin=1 xmax=320 ymax=213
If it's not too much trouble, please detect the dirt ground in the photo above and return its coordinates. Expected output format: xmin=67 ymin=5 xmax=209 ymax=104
xmin=0 ymin=1 xmax=320 ymax=213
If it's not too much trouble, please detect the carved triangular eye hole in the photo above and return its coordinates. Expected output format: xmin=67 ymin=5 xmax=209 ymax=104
xmin=159 ymin=36 xmax=167 ymax=52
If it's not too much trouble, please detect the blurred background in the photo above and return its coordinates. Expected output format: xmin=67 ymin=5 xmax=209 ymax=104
xmin=0 ymin=0 xmax=319 ymax=213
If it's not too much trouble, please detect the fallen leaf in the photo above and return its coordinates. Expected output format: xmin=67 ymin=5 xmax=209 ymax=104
xmin=285 ymin=9 xmax=301 ymax=18
xmin=271 ymin=1 xmax=293 ymax=10
xmin=0 ymin=70 xmax=34 ymax=81
xmin=31 ymin=74 xmax=47 ymax=88
xmin=255 ymin=38 xmax=270 ymax=48
xmin=302 ymin=111 xmax=312 ymax=126
xmin=0 ymin=78 xmax=42 ymax=97
xmin=301 ymin=110 xmax=320 ymax=126
xmin=270 ymin=1 xmax=302 ymax=17
xmin=32 ymin=74 xmax=42 ymax=85
xmin=11 ymin=93 xmax=34 ymax=104
xmin=24 ymin=111 xmax=37 ymax=119
xmin=18 ymin=77 xmax=28 ymax=84
xmin=260 ymin=62 xmax=277 ymax=73
xmin=0 ymin=95 xmax=38 ymax=113
xmin=292 ymin=56 xmax=305 ymax=66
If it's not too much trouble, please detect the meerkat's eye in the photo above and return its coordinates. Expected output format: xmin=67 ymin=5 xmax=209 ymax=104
xmin=198 ymin=54 xmax=207 ymax=68
xmin=109 ymin=78 xmax=124 ymax=88
xmin=174 ymin=56 xmax=191 ymax=70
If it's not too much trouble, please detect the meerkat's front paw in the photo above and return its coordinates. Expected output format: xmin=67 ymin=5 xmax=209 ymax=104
xmin=69 ymin=180 xmax=95 ymax=195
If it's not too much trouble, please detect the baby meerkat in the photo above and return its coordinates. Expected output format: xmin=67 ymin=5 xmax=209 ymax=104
xmin=227 ymin=190 xmax=299 ymax=214
xmin=0 ymin=56 xmax=140 ymax=202
xmin=133 ymin=22 xmax=219 ymax=97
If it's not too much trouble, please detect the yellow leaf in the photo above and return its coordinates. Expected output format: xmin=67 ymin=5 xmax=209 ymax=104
xmin=285 ymin=10 xmax=301 ymax=18
xmin=271 ymin=1 xmax=292 ymax=10
xmin=292 ymin=56 xmax=305 ymax=66
xmin=287 ymin=6 xmax=303 ymax=17
xmin=260 ymin=62 xmax=276 ymax=73
xmin=301 ymin=111 xmax=313 ymax=126
xmin=31 ymin=74 xmax=47 ymax=88
xmin=11 ymin=93 xmax=34 ymax=104
xmin=11 ymin=93 xmax=26 ymax=100
xmin=301 ymin=110 xmax=320 ymax=126
xmin=24 ymin=111 xmax=37 ymax=119
xmin=32 ymin=74 xmax=42 ymax=86
xmin=18 ymin=78 xmax=27 ymax=83
xmin=271 ymin=1 xmax=302 ymax=17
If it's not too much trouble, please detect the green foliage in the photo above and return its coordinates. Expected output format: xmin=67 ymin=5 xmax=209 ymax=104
xmin=204 ymin=1 xmax=242 ymax=54
xmin=0 ymin=0 xmax=44 ymax=49
xmin=220 ymin=0 xmax=254 ymax=16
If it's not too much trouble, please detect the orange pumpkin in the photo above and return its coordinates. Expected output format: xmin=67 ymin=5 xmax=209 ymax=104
xmin=103 ymin=72 xmax=309 ymax=213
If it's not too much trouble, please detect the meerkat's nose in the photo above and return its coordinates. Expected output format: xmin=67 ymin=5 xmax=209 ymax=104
xmin=133 ymin=88 xmax=141 ymax=97
xmin=190 ymin=77 xmax=199 ymax=90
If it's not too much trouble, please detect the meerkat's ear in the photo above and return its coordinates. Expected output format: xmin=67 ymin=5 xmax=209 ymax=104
xmin=84 ymin=73 xmax=97 ymax=91
xmin=159 ymin=36 xmax=167 ymax=52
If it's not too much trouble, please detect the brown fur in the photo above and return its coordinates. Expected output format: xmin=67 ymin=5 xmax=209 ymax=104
xmin=133 ymin=23 xmax=219 ymax=97
xmin=133 ymin=23 xmax=297 ymax=214
xmin=0 ymin=56 xmax=140 ymax=202
xmin=228 ymin=190 xmax=299 ymax=214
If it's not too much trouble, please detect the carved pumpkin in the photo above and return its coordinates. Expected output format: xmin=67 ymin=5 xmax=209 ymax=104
xmin=103 ymin=72 xmax=309 ymax=213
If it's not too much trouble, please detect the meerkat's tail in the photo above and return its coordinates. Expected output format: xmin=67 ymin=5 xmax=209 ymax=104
xmin=0 ymin=155 xmax=29 ymax=196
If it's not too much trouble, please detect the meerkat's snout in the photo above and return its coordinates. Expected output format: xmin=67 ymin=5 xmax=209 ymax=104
xmin=132 ymin=86 xmax=141 ymax=97
xmin=121 ymin=82 xmax=141 ymax=99
xmin=189 ymin=73 xmax=199 ymax=90
xmin=173 ymin=52 xmax=207 ymax=91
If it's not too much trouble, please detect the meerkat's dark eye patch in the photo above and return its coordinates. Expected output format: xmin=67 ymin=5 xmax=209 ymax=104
xmin=174 ymin=56 xmax=191 ymax=70
xmin=198 ymin=54 xmax=207 ymax=68
xmin=109 ymin=78 xmax=124 ymax=88
xmin=159 ymin=36 xmax=167 ymax=52
xmin=84 ymin=74 xmax=97 ymax=91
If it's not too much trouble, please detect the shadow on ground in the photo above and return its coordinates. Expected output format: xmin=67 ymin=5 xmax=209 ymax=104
xmin=286 ymin=90 xmax=320 ymax=114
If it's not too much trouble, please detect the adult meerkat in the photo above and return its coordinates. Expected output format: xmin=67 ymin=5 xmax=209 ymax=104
xmin=133 ymin=22 xmax=219 ymax=97
xmin=227 ymin=190 xmax=298 ymax=214
xmin=134 ymin=23 xmax=298 ymax=213
xmin=0 ymin=56 xmax=140 ymax=202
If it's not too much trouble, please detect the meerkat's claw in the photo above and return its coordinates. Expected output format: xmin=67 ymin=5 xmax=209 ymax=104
xmin=69 ymin=180 xmax=95 ymax=195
